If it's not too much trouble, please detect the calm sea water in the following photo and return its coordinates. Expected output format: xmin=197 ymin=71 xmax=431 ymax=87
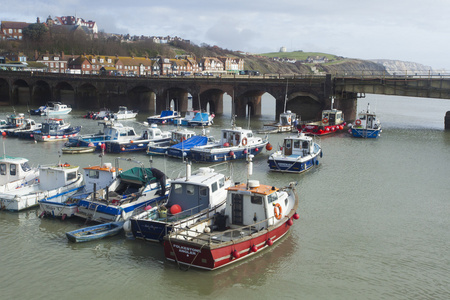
xmin=1 ymin=95 xmax=449 ymax=300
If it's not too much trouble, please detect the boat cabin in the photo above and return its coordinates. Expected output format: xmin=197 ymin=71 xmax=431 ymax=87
xmin=166 ymin=167 xmax=229 ymax=216
xmin=38 ymin=165 xmax=80 ymax=191
xmin=279 ymin=110 xmax=297 ymax=126
xmin=4 ymin=113 xmax=25 ymax=128
xmin=41 ymin=119 xmax=67 ymax=134
xmin=282 ymin=134 xmax=314 ymax=156
xmin=322 ymin=109 xmax=344 ymax=125
xmin=0 ymin=156 xmax=35 ymax=186
xmin=141 ymin=125 xmax=170 ymax=140
xmin=83 ymin=163 xmax=120 ymax=194
xmin=104 ymin=123 xmax=139 ymax=141
xmin=356 ymin=111 xmax=380 ymax=129
xmin=170 ymin=129 xmax=195 ymax=144
xmin=221 ymin=127 xmax=254 ymax=147
xmin=224 ymin=180 xmax=289 ymax=228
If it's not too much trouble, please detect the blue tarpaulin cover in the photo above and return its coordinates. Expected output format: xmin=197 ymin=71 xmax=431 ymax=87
xmin=170 ymin=135 xmax=208 ymax=150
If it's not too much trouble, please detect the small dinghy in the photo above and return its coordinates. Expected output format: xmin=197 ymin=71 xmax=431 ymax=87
xmin=61 ymin=146 xmax=96 ymax=154
xmin=66 ymin=221 xmax=124 ymax=243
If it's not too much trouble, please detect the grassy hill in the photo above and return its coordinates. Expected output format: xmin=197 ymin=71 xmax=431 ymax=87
xmin=258 ymin=51 xmax=339 ymax=61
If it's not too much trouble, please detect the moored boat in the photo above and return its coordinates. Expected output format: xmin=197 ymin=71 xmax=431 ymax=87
xmin=43 ymin=102 xmax=72 ymax=116
xmin=66 ymin=221 xmax=124 ymax=243
xmin=163 ymin=155 xmax=299 ymax=270
xmin=146 ymin=128 xmax=196 ymax=156
xmin=267 ymin=132 xmax=322 ymax=173
xmin=174 ymin=111 xmax=215 ymax=127
xmin=299 ymin=97 xmax=346 ymax=136
xmin=0 ymin=155 xmax=39 ymax=193
xmin=75 ymin=158 xmax=170 ymax=223
xmin=147 ymin=110 xmax=179 ymax=124
xmin=33 ymin=118 xmax=81 ymax=142
xmin=112 ymin=106 xmax=138 ymax=120
xmin=261 ymin=110 xmax=298 ymax=133
xmin=61 ymin=146 xmax=96 ymax=154
xmin=0 ymin=163 xmax=84 ymax=211
xmin=349 ymin=103 xmax=382 ymax=138
xmin=128 ymin=162 xmax=232 ymax=242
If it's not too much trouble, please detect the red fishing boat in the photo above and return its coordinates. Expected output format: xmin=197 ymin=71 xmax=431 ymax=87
xmin=163 ymin=155 xmax=299 ymax=270
xmin=299 ymin=97 xmax=346 ymax=136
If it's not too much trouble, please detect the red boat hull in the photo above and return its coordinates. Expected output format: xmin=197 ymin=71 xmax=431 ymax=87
xmin=164 ymin=217 xmax=296 ymax=270
xmin=300 ymin=122 xmax=346 ymax=136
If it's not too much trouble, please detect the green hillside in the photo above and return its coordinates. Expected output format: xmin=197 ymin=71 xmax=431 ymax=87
xmin=258 ymin=51 xmax=339 ymax=61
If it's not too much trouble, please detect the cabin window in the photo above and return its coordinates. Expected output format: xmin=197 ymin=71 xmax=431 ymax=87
xmin=128 ymin=130 xmax=134 ymax=136
xmin=285 ymin=139 xmax=292 ymax=149
xmin=268 ymin=192 xmax=278 ymax=203
xmin=218 ymin=178 xmax=225 ymax=188
xmin=293 ymin=141 xmax=300 ymax=149
xmin=21 ymin=162 xmax=31 ymax=172
xmin=199 ymin=186 xmax=208 ymax=196
xmin=66 ymin=171 xmax=77 ymax=181
xmin=211 ymin=182 xmax=218 ymax=193
xmin=186 ymin=184 xmax=195 ymax=195
xmin=251 ymin=195 xmax=263 ymax=205
xmin=247 ymin=133 xmax=253 ymax=138
xmin=302 ymin=141 xmax=308 ymax=148
xmin=88 ymin=170 xmax=100 ymax=179
xmin=0 ymin=164 xmax=6 ymax=175
xmin=173 ymin=183 xmax=183 ymax=194
xmin=10 ymin=164 xmax=16 ymax=176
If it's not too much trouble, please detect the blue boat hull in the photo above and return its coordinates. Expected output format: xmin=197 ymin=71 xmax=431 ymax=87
xmin=131 ymin=219 xmax=173 ymax=242
xmin=66 ymin=222 xmax=124 ymax=243
xmin=351 ymin=128 xmax=381 ymax=138
xmin=105 ymin=141 xmax=150 ymax=153
xmin=268 ymin=156 xmax=319 ymax=173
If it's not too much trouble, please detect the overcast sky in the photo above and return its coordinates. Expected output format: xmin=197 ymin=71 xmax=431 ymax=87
xmin=4 ymin=0 xmax=450 ymax=71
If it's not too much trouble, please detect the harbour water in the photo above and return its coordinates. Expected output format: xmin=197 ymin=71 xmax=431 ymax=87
xmin=1 ymin=94 xmax=449 ymax=300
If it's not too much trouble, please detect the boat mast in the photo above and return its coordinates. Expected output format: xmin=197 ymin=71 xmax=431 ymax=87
xmin=231 ymin=89 xmax=236 ymax=129
xmin=284 ymin=79 xmax=288 ymax=113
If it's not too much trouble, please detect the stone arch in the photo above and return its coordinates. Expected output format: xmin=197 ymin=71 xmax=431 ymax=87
xmin=12 ymin=79 xmax=31 ymax=105
xmin=287 ymin=91 xmax=322 ymax=121
xmin=128 ymin=85 xmax=156 ymax=112
xmin=77 ymin=83 xmax=98 ymax=109
xmin=199 ymin=88 xmax=226 ymax=115
xmin=0 ymin=78 xmax=10 ymax=105
xmin=55 ymin=81 xmax=75 ymax=106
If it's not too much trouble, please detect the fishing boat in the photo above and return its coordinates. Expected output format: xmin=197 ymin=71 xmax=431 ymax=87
xmin=33 ymin=118 xmax=81 ymax=142
xmin=112 ymin=106 xmax=138 ymax=120
xmin=189 ymin=124 xmax=269 ymax=163
xmin=146 ymin=128 xmax=196 ymax=156
xmin=0 ymin=155 xmax=39 ymax=193
xmin=75 ymin=158 xmax=170 ymax=223
xmin=261 ymin=110 xmax=298 ymax=133
xmin=173 ymin=111 xmax=215 ymax=127
xmin=299 ymin=97 xmax=346 ymax=136
xmin=5 ymin=119 xmax=41 ymax=137
xmin=128 ymin=162 xmax=232 ymax=242
xmin=29 ymin=105 xmax=47 ymax=116
xmin=0 ymin=113 xmax=26 ymax=132
xmin=147 ymin=110 xmax=179 ymax=124
xmin=66 ymin=221 xmax=124 ymax=243
xmin=65 ymin=120 xmax=122 ymax=150
xmin=43 ymin=102 xmax=72 ymax=116
xmin=0 ymin=163 xmax=84 ymax=211
xmin=103 ymin=124 xmax=171 ymax=153
xmin=163 ymin=155 xmax=299 ymax=270
xmin=267 ymin=132 xmax=322 ymax=173
xmin=349 ymin=103 xmax=382 ymax=138
xmin=39 ymin=161 xmax=120 ymax=219
xmin=166 ymin=133 xmax=216 ymax=159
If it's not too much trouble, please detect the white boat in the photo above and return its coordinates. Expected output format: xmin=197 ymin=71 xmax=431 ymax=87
xmin=39 ymin=161 xmax=120 ymax=219
xmin=75 ymin=158 xmax=170 ymax=223
xmin=163 ymin=155 xmax=300 ymax=270
xmin=267 ymin=132 xmax=322 ymax=173
xmin=147 ymin=110 xmax=179 ymax=124
xmin=349 ymin=103 xmax=382 ymax=138
xmin=0 ymin=155 xmax=39 ymax=193
xmin=112 ymin=106 xmax=138 ymax=120
xmin=128 ymin=162 xmax=232 ymax=242
xmin=261 ymin=110 xmax=298 ymax=133
xmin=43 ymin=102 xmax=72 ymax=116
xmin=5 ymin=119 xmax=42 ymax=137
xmin=0 ymin=163 xmax=84 ymax=211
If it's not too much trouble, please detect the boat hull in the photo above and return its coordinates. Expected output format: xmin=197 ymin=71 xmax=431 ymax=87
xmin=268 ymin=155 xmax=319 ymax=173
xmin=351 ymin=128 xmax=381 ymax=138
xmin=164 ymin=216 xmax=295 ymax=270
xmin=300 ymin=122 xmax=346 ymax=136
xmin=190 ymin=143 xmax=268 ymax=163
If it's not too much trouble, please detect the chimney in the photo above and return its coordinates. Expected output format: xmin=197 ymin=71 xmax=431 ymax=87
xmin=37 ymin=17 xmax=40 ymax=24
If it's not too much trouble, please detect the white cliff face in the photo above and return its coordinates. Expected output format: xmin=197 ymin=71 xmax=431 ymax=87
xmin=370 ymin=59 xmax=438 ymax=75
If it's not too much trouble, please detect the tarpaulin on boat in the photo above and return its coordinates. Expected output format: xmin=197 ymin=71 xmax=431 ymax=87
xmin=160 ymin=110 xmax=176 ymax=117
xmin=170 ymin=136 xmax=208 ymax=150
xmin=191 ymin=112 xmax=209 ymax=122
xmin=118 ymin=167 xmax=156 ymax=183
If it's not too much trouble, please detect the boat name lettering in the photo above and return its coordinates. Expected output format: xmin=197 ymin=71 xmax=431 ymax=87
xmin=173 ymin=244 xmax=200 ymax=255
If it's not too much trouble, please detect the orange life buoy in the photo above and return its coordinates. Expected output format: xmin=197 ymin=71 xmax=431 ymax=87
xmin=355 ymin=119 xmax=362 ymax=126
xmin=274 ymin=203 xmax=282 ymax=220
xmin=287 ymin=117 xmax=291 ymax=123
xmin=242 ymin=137 xmax=248 ymax=146
xmin=322 ymin=117 xmax=329 ymax=124
xmin=63 ymin=164 xmax=70 ymax=167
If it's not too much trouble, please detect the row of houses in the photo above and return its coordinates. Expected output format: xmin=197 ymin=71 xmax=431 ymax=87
xmin=0 ymin=51 xmax=245 ymax=76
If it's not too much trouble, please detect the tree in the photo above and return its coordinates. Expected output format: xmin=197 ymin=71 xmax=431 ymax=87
xmin=22 ymin=23 xmax=49 ymax=42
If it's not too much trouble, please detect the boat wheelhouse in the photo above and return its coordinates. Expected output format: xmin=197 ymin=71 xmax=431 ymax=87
xmin=0 ymin=155 xmax=39 ymax=193
xmin=112 ymin=106 xmax=138 ymax=120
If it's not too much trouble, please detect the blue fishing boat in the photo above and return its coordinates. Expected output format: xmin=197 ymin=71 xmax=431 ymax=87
xmin=75 ymin=158 xmax=170 ymax=223
xmin=33 ymin=118 xmax=81 ymax=142
xmin=350 ymin=103 xmax=382 ymax=138
xmin=267 ymin=132 xmax=322 ymax=173
xmin=66 ymin=221 xmax=124 ymax=243
xmin=146 ymin=128 xmax=196 ymax=156
xmin=173 ymin=111 xmax=214 ymax=126
xmin=147 ymin=110 xmax=179 ymax=124
xmin=128 ymin=163 xmax=231 ymax=242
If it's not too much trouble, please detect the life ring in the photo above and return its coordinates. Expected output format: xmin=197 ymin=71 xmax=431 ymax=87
xmin=322 ymin=117 xmax=329 ymax=124
xmin=242 ymin=137 xmax=248 ymax=146
xmin=63 ymin=163 xmax=70 ymax=167
xmin=287 ymin=117 xmax=291 ymax=123
xmin=355 ymin=119 xmax=362 ymax=126
xmin=274 ymin=203 xmax=282 ymax=220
